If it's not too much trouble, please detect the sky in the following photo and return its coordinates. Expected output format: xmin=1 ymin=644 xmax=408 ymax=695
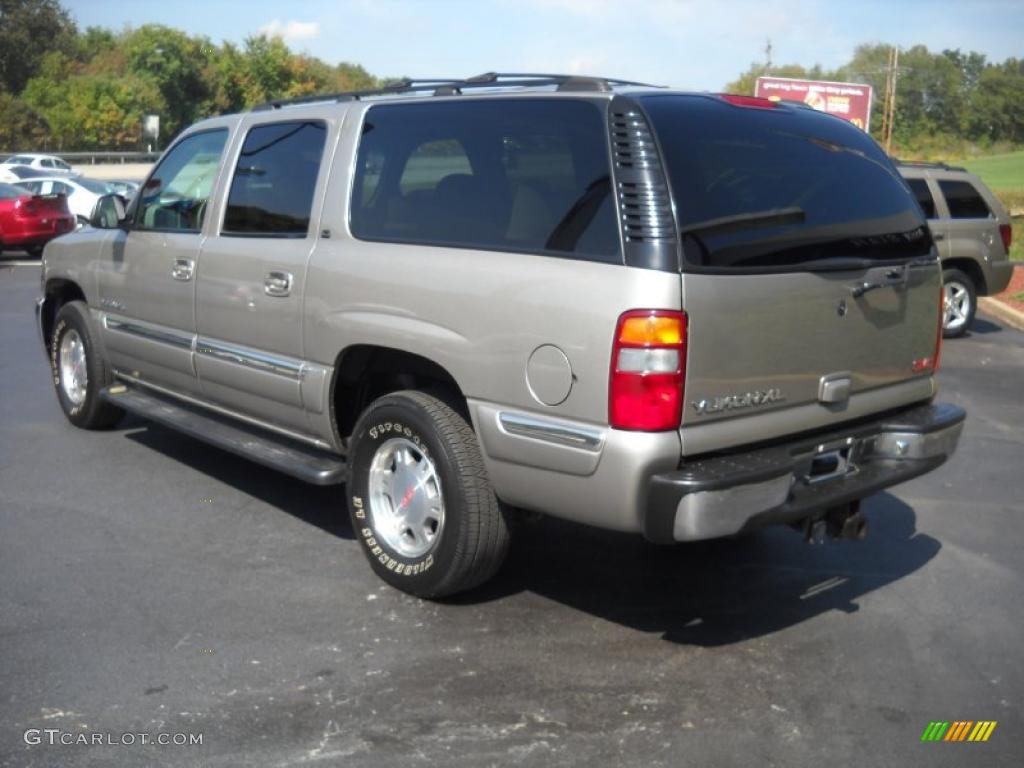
xmin=65 ymin=0 xmax=1024 ymax=90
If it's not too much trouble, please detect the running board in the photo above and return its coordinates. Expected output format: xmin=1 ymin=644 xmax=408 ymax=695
xmin=100 ymin=385 xmax=347 ymax=485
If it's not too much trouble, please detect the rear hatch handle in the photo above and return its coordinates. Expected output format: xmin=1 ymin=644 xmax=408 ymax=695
xmin=850 ymin=266 xmax=909 ymax=298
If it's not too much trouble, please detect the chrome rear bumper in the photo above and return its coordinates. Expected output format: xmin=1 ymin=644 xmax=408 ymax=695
xmin=644 ymin=402 xmax=965 ymax=543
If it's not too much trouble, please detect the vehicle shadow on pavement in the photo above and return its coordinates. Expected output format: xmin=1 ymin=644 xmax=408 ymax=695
xmin=123 ymin=419 xmax=354 ymax=540
xmin=967 ymin=317 xmax=1002 ymax=335
xmin=463 ymin=492 xmax=940 ymax=646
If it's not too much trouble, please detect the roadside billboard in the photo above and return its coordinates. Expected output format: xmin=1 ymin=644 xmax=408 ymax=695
xmin=755 ymin=76 xmax=873 ymax=132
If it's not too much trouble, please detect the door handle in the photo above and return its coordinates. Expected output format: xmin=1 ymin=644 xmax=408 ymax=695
xmin=850 ymin=267 xmax=908 ymax=298
xmin=171 ymin=259 xmax=195 ymax=281
xmin=264 ymin=271 xmax=293 ymax=297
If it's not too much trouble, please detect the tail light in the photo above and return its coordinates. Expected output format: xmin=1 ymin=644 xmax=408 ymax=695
xmin=999 ymin=223 xmax=1012 ymax=254
xmin=14 ymin=196 xmax=38 ymax=216
xmin=609 ymin=310 xmax=687 ymax=431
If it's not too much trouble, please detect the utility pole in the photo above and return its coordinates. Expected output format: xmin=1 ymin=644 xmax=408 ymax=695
xmin=764 ymin=38 xmax=773 ymax=73
xmin=880 ymin=46 xmax=899 ymax=155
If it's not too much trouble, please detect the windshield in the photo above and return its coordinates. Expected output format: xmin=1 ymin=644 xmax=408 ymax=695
xmin=641 ymin=94 xmax=933 ymax=272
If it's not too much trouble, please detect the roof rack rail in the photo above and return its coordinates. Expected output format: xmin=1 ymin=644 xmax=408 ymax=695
xmin=894 ymin=159 xmax=968 ymax=172
xmin=250 ymin=72 xmax=663 ymax=111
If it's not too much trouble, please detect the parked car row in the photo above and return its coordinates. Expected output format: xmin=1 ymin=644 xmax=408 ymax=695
xmin=0 ymin=182 xmax=75 ymax=257
xmin=0 ymin=153 xmax=79 ymax=179
xmin=0 ymin=173 xmax=142 ymax=256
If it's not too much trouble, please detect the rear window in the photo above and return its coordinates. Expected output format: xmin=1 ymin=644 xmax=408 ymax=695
xmin=350 ymin=99 xmax=620 ymax=263
xmin=0 ymin=182 xmax=27 ymax=199
xmin=77 ymin=178 xmax=113 ymax=195
xmin=937 ymin=180 xmax=992 ymax=219
xmin=641 ymin=95 xmax=932 ymax=271
xmin=905 ymin=178 xmax=937 ymax=219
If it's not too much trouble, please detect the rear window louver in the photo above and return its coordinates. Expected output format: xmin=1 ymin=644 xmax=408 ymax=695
xmin=609 ymin=101 xmax=678 ymax=270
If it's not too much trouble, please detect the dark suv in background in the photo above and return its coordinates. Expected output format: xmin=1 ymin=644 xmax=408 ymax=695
xmin=899 ymin=162 xmax=1014 ymax=337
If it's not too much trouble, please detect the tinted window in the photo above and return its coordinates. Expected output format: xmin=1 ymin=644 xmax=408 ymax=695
xmin=223 ymin=121 xmax=326 ymax=236
xmin=350 ymin=99 xmax=620 ymax=263
xmin=136 ymin=129 xmax=228 ymax=232
xmin=0 ymin=182 xmax=27 ymax=199
xmin=77 ymin=178 xmax=112 ymax=195
xmin=938 ymin=180 xmax=991 ymax=219
xmin=42 ymin=159 xmax=54 ymax=168
xmin=642 ymin=95 xmax=932 ymax=271
xmin=905 ymin=178 xmax=936 ymax=218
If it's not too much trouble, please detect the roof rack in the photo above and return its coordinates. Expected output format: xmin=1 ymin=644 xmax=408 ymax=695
xmin=250 ymin=72 xmax=662 ymax=111
xmin=894 ymin=159 xmax=968 ymax=172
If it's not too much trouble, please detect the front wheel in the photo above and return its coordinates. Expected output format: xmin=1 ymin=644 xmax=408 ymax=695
xmin=942 ymin=268 xmax=977 ymax=338
xmin=50 ymin=301 xmax=123 ymax=429
xmin=347 ymin=390 xmax=510 ymax=598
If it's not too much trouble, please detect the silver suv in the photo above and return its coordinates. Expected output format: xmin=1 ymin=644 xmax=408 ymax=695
xmin=899 ymin=162 xmax=1014 ymax=337
xmin=36 ymin=74 xmax=965 ymax=598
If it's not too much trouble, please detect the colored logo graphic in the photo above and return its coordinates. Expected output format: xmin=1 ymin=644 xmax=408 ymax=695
xmin=921 ymin=721 xmax=997 ymax=742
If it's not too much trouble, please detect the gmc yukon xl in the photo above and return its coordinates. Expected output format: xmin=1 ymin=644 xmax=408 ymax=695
xmin=36 ymin=73 xmax=965 ymax=598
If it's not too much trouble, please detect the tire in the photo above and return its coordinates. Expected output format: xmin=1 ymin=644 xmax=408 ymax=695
xmin=50 ymin=301 xmax=123 ymax=429
xmin=347 ymin=390 xmax=510 ymax=598
xmin=941 ymin=268 xmax=977 ymax=338
xmin=76 ymin=215 xmax=88 ymax=229
xmin=26 ymin=244 xmax=44 ymax=259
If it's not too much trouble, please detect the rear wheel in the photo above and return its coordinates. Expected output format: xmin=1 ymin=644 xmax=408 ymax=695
xmin=50 ymin=301 xmax=123 ymax=429
xmin=347 ymin=390 xmax=510 ymax=598
xmin=26 ymin=244 xmax=44 ymax=258
xmin=942 ymin=268 xmax=976 ymax=338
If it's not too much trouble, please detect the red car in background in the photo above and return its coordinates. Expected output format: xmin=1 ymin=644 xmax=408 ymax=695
xmin=0 ymin=182 xmax=75 ymax=258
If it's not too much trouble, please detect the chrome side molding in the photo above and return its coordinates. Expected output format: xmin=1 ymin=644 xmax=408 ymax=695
xmin=498 ymin=411 xmax=604 ymax=452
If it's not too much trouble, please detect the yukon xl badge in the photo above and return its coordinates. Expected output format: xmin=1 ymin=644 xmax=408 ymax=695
xmin=692 ymin=388 xmax=785 ymax=415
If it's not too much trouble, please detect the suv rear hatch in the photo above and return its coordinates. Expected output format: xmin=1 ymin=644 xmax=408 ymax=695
xmin=640 ymin=94 xmax=941 ymax=456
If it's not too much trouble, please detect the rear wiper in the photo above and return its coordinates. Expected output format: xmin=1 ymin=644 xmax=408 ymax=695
xmin=681 ymin=207 xmax=805 ymax=237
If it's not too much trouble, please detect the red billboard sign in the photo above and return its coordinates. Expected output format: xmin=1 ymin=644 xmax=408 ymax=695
xmin=755 ymin=76 xmax=874 ymax=132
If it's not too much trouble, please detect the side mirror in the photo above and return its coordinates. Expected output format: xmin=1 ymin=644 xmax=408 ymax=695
xmin=90 ymin=194 xmax=129 ymax=229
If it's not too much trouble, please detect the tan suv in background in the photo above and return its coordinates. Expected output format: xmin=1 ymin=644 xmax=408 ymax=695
xmin=899 ymin=162 xmax=1014 ymax=337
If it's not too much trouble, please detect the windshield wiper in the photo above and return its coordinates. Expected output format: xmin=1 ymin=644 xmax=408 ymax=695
xmin=681 ymin=207 xmax=805 ymax=237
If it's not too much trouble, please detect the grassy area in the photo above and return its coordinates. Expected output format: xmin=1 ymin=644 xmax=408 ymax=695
xmin=963 ymin=150 xmax=1024 ymax=191
xmin=1011 ymin=219 xmax=1024 ymax=262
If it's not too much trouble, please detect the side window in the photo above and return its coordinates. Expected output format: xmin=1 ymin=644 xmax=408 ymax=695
xmin=350 ymin=99 xmax=620 ymax=263
xmin=56 ymin=160 xmax=72 ymax=171
xmin=223 ymin=121 xmax=327 ymax=237
xmin=135 ymin=129 xmax=228 ymax=233
xmin=938 ymin=180 xmax=992 ymax=219
xmin=42 ymin=159 xmax=54 ymax=168
xmin=399 ymin=140 xmax=472 ymax=195
xmin=906 ymin=178 xmax=936 ymax=218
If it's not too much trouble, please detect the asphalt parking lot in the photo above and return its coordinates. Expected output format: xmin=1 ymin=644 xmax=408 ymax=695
xmin=2 ymin=258 xmax=1022 ymax=767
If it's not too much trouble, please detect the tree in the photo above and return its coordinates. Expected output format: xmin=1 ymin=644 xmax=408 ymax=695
xmin=122 ymin=25 xmax=213 ymax=140
xmin=0 ymin=92 xmax=51 ymax=150
xmin=723 ymin=62 xmax=832 ymax=97
xmin=0 ymin=0 xmax=76 ymax=93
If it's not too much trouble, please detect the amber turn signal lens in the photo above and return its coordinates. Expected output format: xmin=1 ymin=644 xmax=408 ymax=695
xmin=617 ymin=314 xmax=684 ymax=346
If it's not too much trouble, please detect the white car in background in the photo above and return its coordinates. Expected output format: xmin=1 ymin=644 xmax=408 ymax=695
xmin=17 ymin=177 xmax=116 ymax=227
xmin=0 ymin=154 xmax=79 ymax=180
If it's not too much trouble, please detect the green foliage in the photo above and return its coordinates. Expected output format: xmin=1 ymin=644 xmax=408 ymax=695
xmin=0 ymin=91 xmax=51 ymax=149
xmin=963 ymin=151 xmax=1024 ymax=191
xmin=727 ymin=43 xmax=1024 ymax=158
xmin=0 ymin=0 xmax=76 ymax=93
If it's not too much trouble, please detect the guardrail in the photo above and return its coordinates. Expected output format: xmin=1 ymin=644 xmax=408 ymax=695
xmin=0 ymin=151 xmax=161 ymax=164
